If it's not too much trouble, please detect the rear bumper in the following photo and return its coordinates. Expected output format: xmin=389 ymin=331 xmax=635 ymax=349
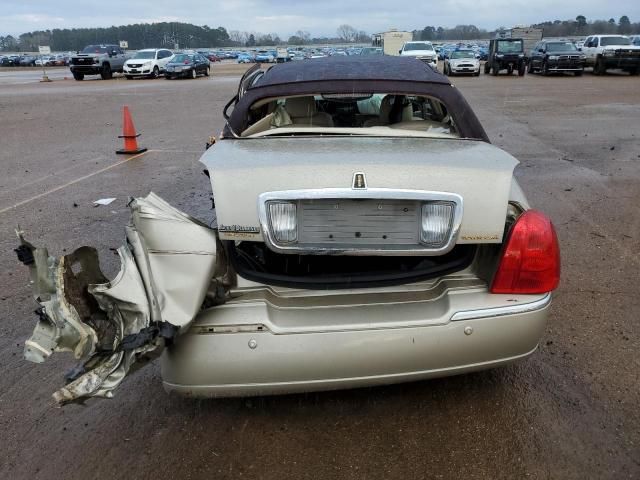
xmin=602 ymin=57 xmax=640 ymax=68
xmin=547 ymin=60 xmax=585 ymax=71
xmin=165 ymin=69 xmax=192 ymax=78
xmin=161 ymin=290 xmax=551 ymax=397
xmin=124 ymin=65 xmax=153 ymax=75
xmin=70 ymin=65 xmax=101 ymax=74
xmin=450 ymin=66 xmax=480 ymax=74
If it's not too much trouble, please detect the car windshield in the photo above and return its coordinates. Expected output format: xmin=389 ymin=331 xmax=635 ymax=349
xmin=82 ymin=46 xmax=109 ymax=54
xmin=241 ymin=93 xmax=459 ymax=139
xmin=600 ymin=36 xmax=631 ymax=46
xmin=546 ymin=42 xmax=577 ymax=52
xmin=171 ymin=54 xmax=192 ymax=63
xmin=497 ymin=40 xmax=523 ymax=53
xmin=404 ymin=42 xmax=433 ymax=51
xmin=133 ymin=51 xmax=155 ymax=59
xmin=451 ymin=51 xmax=475 ymax=59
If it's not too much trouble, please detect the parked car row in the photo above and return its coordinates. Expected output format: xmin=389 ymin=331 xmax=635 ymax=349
xmin=0 ymin=53 xmax=75 ymax=66
xmin=480 ymin=35 xmax=640 ymax=77
xmin=66 ymin=45 xmax=214 ymax=80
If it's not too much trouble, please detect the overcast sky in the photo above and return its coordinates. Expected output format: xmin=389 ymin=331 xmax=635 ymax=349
xmin=1 ymin=0 xmax=638 ymax=37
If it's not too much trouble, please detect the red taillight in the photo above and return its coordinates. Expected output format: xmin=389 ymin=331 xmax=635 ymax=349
xmin=490 ymin=210 xmax=560 ymax=294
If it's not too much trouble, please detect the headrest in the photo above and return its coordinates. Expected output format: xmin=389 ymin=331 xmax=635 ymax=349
xmin=285 ymin=97 xmax=317 ymax=117
xmin=379 ymin=95 xmax=394 ymax=118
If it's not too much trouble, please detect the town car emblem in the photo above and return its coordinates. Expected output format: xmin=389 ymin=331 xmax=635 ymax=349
xmin=352 ymin=172 xmax=367 ymax=189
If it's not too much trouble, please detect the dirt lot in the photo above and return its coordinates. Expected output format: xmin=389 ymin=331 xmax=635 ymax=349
xmin=0 ymin=62 xmax=639 ymax=479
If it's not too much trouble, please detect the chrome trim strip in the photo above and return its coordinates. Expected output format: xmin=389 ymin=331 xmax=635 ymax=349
xmin=450 ymin=293 xmax=552 ymax=321
xmin=257 ymin=188 xmax=463 ymax=256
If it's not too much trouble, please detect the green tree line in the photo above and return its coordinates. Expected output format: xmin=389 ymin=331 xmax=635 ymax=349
xmin=1 ymin=15 xmax=638 ymax=52
xmin=415 ymin=15 xmax=638 ymax=41
xmin=1 ymin=22 xmax=230 ymax=52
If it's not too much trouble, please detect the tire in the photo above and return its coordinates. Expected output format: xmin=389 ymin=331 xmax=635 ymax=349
xmin=100 ymin=63 xmax=112 ymax=80
xmin=542 ymin=61 xmax=549 ymax=76
xmin=474 ymin=70 xmax=480 ymax=77
xmin=528 ymin=61 xmax=535 ymax=74
xmin=628 ymin=69 xmax=639 ymax=76
xmin=484 ymin=62 xmax=490 ymax=74
xmin=518 ymin=63 xmax=526 ymax=76
xmin=491 ymin=62 xmax=499 ymax=76
xmin=593 ymin=58 xmax=606 ymax=75
xmin=151 ymin=66 xmax=159 ymax=78
xmin=72 ymin=72 xmax=84 ymax=81
xmin=204 ymin=67 xmax=210 ymax=77
xmin=191 ymin=68 xmax=197 ymax=79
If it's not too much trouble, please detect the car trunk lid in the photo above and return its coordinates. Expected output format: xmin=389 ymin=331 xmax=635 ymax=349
xmin=201 ymin=137 xmax=518 ymax=246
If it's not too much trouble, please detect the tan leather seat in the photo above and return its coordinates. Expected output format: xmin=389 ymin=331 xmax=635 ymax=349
xmin=284 ymin=97 xmax=334 ymax=127
xmin=363 ymin=95 xmax=394 ymax=127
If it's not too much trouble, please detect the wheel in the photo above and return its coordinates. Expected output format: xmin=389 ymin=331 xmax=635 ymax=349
xmin=593 ymin=58 xmax=606 ymax=75
xmin=125 ymin=75 xmax=133 ymax=80
xmin=484 ymin=62 xmax=490 ymax=74
xmin=72 ymin=72 xmax=84 ymax=81
xmin=542 ymin=61 xmax=549 ymax=76
xmin=100 ymin=63 xmax=112 ymax=80
xmin=528 ymin=61 xmax=535 ymax=74
xmin=204 ymin=67 xmax=210 ymax=77
xmin=491 ymin=62 xmax=499 ymax=76
xmin=474 ymin=70 xmax=480 ymax=77
xmin=574 ymin=70 xmax=583 ymax=77
xmin=191 ymin=68 xmax=197 ymax=79
xmin=151 ymin=66 xmax=159 ymax=78
xmin=628 ymin=69 xmax=639 ymax=76
xmin=518 ymin=63 xmax=525 ymax=76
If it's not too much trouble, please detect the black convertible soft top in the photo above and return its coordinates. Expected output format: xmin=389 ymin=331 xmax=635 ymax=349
xmin=253 ymin=56 xmax=451 ymax=87
xmin=223 ymin=56 xmax=489 ymax=142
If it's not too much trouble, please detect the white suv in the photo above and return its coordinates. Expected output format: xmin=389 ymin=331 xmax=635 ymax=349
xmin=399 ymin=41 xmax=438 ymax=68
xmin=581 ymin=35 xmax=640 ymax=75
xmin=124 ymin=49 xmax=174 ymax=79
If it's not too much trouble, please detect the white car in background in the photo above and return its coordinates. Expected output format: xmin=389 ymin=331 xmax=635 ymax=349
xmin=124 ymin=48 xmax=174 ymax=79
xmin=443 ymin=49 xmax=480 ymax=76
xmin=399 ymin=41 xmax=438 ymax=68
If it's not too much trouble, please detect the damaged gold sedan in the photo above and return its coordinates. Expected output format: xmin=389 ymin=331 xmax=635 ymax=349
xmin=17 ymin=194 xmax=224 ymax=403
xmin=17 ymin=56 xmax=560 ymax=404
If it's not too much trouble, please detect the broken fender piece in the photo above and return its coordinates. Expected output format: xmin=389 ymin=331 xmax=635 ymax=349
xmin=17 ymin=192 xmax=222 ymax=405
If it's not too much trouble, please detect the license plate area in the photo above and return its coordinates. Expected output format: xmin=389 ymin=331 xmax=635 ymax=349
xmin=299 ymin=199 xmax=420 ymax=246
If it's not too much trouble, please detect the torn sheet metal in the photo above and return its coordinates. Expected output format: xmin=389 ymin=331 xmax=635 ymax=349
xmin=16 ymin=192 xmax=221 ymax=405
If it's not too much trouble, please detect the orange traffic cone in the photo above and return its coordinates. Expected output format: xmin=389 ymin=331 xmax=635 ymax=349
xmin=116 ymin=105 xmax=147 ymax=155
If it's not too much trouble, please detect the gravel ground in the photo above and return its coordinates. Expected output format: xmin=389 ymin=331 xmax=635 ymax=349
xmin=0 ymin=62 xmax=639 ymax=479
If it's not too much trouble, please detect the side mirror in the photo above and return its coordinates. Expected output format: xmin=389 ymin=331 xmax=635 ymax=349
xmin=578 ymin=47 xmax=582 ymax=51
xmin=538 ymin=48 xmax=544 ymax=53
xmin=399 ymin=50 xmax=402 ymax=54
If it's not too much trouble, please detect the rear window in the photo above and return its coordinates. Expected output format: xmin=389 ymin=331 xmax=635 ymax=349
xmin=241 ymin=93 xmax=459 ymax=139
xmin=546 ymin=42 xmax=577 ymax=52
xmin=172 ymin=54 xmax=192 ymax=62
xmin=82 ymin=46 xmax=109 ymax=54
xmin=133 ymin=51 xmax=156 ymax=59
xmin=404 ymin=42 xmax=434 ymax=51
xmin=600 ymin=36 xmax=631 ymax=46
xmin=451 ymin=50 xmax=475 ymax=59
xmin=496 ymin=40 xmax=523 ymax=53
